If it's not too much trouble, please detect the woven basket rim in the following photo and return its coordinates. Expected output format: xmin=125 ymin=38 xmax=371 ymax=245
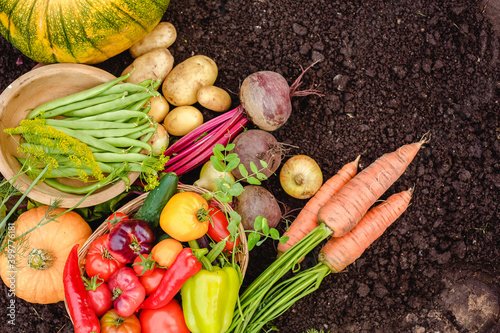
xmin=65 ymin=184 xmax=248 ymax=318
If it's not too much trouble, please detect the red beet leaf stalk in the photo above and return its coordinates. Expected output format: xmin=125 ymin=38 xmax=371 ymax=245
xmin=163 ymin=106 xmax=247 ymax=175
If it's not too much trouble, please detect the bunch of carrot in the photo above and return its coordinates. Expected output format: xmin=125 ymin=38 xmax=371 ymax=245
xmin=229 ymin=135 xmax=429 ymax=333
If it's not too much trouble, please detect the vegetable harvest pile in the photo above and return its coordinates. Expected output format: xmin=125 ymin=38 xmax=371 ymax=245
xmin=0 ymin=16 xmax=432 ymax=333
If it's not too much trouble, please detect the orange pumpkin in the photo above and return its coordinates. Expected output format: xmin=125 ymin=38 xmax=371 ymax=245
xmin=0 ymin=206 xmax=92 ymax=304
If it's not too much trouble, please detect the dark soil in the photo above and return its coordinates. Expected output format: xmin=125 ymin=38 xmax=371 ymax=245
xmin=1 ymin=0 xmax=499 ymax=332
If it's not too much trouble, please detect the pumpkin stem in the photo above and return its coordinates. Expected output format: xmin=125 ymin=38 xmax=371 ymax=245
xmin=28 ymin=249 xmax=55 ymax=270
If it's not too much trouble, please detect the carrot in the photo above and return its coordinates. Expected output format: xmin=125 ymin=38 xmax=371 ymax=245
xmin=277 ymin=155 xmax=360 ymax=256
xmin=318 ymin=188 xmax=412 ymax=273
xmin=317 ymin=135 xmax=428 ymax=237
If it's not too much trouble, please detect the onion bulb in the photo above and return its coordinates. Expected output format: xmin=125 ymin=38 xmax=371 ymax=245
xmin=279 ymin=155 xmax=323 ymax=199
xmin=193 ymin=160 xmax=235 ymax=192
xmin=149 ymin=123 xmax=170 ymax=155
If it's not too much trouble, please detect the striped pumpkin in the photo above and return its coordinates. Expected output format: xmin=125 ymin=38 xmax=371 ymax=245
xmin=0 ymin=0 xmax=170 ymax=64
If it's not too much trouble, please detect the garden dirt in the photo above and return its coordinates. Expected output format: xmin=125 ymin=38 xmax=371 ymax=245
xmin=0 ymin=0 xmax=499 ymax=332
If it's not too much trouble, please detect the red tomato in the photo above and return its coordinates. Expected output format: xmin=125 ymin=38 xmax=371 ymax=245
xmin=139 ymin=267 xmax=167 ymax=296
xmin=108 ymin=267 xmax=146 ymax=317
xmin=106 ymin=212 xmax=129 ymax=231
xmin=83 ymin=276 xmax=113 ymax=317
xmin=139 ymin=299 xmax=190 ymax=333
xmin=85 ymin=234 xmax=125 ymax=282
xmin=132 ymin=253 xmax=156 ymax=277
xmin=100 ymin=309 xmax=141 ymax=333
xmin=207 ymin=204 xmax=239 ymax=252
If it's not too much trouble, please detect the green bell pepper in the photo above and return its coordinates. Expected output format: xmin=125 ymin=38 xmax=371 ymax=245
xmin=181 ymin=265 xmax=240 ymax=333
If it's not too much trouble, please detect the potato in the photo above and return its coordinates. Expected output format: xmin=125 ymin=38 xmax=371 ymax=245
xmin=163 ymin=106 xmax=203 ymax=136
xmin=148 ymin=95 xmax=170 ymax=122
xmin=122 ymin=48 xmax=174 ymax=85
xmin=129 ymin=22 xmax=177 ymax=58
xmin=162 ymin=55 xmax=218 ymax=106
xmin=197 ymin=85 xmax=232 ymax=112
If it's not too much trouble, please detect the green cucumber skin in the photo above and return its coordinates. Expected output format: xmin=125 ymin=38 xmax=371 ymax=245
xmin=134 ymin=172 xmax=178 ymax=229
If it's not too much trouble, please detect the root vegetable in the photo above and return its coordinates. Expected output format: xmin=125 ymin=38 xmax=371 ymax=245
xmin=239 ymin=62 xmax=321 ymax=131
xmin=193 ymin=160 xmax=235 ymax=192
xmin=149 ymin=124 xmax=169 ymax=155
xmin=130 ymin=22 xmax=177 ymax=58
xmin=197 ymin=85 xmax=232 ymax=112
xmin=163 ymin=106 xmax=203 ymax=136
xmin=279 ymin=155 xmax=323 ymax=199
xmin=162 ymin=55 xmax=218 ymax=106
xmin=277 ymin=156 xmax=359 ymax=255
xmin=122 ymin=48 xmax=174 ymax=86
xmin=234 ymin=185 xmax=281 ymax=231
xmin=148 ymin=95 xmax=170 ymax=122
xmin=319 ymin=189 xmax=412 ymax=273
xmin=230 ymin=129 xmax=284 ymax=181
xmin=318 ymin=136 xmax=429 ymax=237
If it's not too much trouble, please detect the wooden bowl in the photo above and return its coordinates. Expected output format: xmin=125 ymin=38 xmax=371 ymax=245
xmin=66 ymin=184 xmax=249 ymax=318
xmin=0 ymin=63 xmax=139 ymax=208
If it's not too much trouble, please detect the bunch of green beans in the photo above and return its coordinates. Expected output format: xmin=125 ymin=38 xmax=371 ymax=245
xmin=23 ymin=74 xmax=166 ymax=193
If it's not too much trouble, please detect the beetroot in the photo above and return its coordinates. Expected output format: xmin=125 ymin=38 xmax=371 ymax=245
xmin=230 ymin=129 xmax=284 ymax=181
xmin=234 ymin=185 xmax=282 ymax=231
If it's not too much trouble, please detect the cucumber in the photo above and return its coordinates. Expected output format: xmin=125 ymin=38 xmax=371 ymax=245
xmin=134 ymin=172 xmax=178 ymax=229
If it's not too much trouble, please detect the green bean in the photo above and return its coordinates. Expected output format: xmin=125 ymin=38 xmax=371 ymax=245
xmin=45 ymin=119 xmax=140 ymax=130
xmin=43 ymin=178 xmax=100 ymax=194
xmin=27 ymin=74 xmax=130 ymax=119
xmin=97 ymin=82 xmax=151 ymax=96
xmin=93 ymin=152 xmax=149 ymax=163
xmin=138 ymin=79 xmax=154 ymax=87
xmin=66 ymin=122 xmax=152 ymax=138
xmin=74 ymin=110 xmax=150 ymax=122
xmin=125 ymin=127 xmax=156 ymax=140
xmin=130 ymin=132 xmax=154 ymax=154
xmin=51 ymin=126 xmax=123 ymax=153
xmin=63 ymin=91 xmax=159 ymax=117
xmin=107 ymin=162 xmax=144 ymax=172
xmin=101 ymin=137 xmax=152 ymax=152
xmin=36 ymin=93 xmax=127 ymax=119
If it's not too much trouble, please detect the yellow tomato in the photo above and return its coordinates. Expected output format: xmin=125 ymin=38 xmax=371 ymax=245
xmin=151 ymin=239 xmax=183 ymax=268
xmin=159 ymin=192 xmax=210 ymax=242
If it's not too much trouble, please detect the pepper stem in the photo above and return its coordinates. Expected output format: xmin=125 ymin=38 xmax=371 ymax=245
xmin=27 ymin=248 xmax=55 ymax=270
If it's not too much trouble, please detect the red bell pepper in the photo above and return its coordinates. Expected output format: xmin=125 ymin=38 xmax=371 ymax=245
xmin=207 ymin=204 xmax=239 ymax=252
xmin=139 ymin=248 xmax=201 ymax=310
xmin=108 ymin=267 xmax=146 ymax=317
xmin=63 ymin=244 xmax=100 ymax=333
xmin=107 ymin=219 xmax=155 ymax=264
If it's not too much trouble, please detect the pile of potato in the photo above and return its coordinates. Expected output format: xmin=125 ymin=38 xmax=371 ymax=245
xmin=123 ymin=22 xmax=232 ymax=141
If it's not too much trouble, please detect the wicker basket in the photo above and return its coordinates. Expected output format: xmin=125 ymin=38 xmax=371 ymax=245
xmin=66 ymin=184 xmax=248 ymax=318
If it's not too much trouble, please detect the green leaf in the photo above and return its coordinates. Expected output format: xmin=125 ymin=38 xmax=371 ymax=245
xmin=279 ymin=236 xmax=290 ymax=243
xmin=226 ymin=157 xmax=240 ymax=172
xmin=238 ymin=164 xmax=249 ymax=178
xmin=246 ymin=176 xmax=261 ymax=185
xmin=256 ymin=172 xmax=267 ymax=180
xmin=227 ymin=211 xmax=241 ymax=237
xmin=214 ymin=143 xmax=225 ymax=152
xmin=270 ymin=228 xmax=280 ymax=240
xmin=225 ymin=143 xmax=235 ymax=151
xmin=225 ymin=153 xmax=239 ymax=161
xmin=212 ymin=149 xmax=224 ymax=161
xmin=228 ymin=182 xmax=244 ymax=197
xmin=253 ymin=216 xmax=264 ymax=232
xmin=210 ymin=156 xmax=225 ymax=172
xmin=256 ymin=238 xmax=267 ymax=246
xmin=250 ymin=161 xmax=259 ymax=174
xmin=215 ymin=192 xmax=232 ymax=203
xmin=248 ymin=232 xmax=260 ymax=251
xmin=261 ymin=217 xmax=269 ymax=235
xmin=260 ymin=160 xmax=268 ymax=168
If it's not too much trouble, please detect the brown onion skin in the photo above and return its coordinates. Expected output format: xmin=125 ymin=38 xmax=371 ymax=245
xmin=239 ymin=71 xmax=292 ymax=131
